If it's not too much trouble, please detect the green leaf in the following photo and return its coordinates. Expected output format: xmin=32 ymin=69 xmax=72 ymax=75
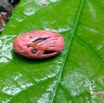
xmin=0 ymin=0 xmax=104 ymax=102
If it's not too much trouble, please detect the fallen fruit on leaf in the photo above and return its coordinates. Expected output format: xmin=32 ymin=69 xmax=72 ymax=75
xmin=13 ymin=30 xmax=64 ymax=59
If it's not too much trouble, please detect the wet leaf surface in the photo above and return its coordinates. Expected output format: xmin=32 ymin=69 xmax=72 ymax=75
xmin=0 ymin=0 xmax=104 ymax=102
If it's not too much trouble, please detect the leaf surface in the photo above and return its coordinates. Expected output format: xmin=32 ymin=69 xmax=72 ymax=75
xmin=0 ymin=0 xmax=104 ymax=102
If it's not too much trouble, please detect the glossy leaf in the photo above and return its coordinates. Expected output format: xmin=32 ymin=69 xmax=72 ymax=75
xmin=0 ymin=0 xmax=104 ymax=102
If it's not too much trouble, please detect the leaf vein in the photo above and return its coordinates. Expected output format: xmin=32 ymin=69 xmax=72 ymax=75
xmin=75 ymin=36 xmax=104 ymax=65
xmin=8 ymin=76 xmax=56 ymax=102
xmin=50 ymin=0 xmax=85 ymax=102
xmin=60 ymin=83 xmax=79 ymax=103
xmin=91 ymin=0 xmax=104 ymax=12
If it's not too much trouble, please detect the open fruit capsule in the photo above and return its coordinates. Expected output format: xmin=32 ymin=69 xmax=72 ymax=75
xmin=13 ymin=30 xmax=64 ymax=59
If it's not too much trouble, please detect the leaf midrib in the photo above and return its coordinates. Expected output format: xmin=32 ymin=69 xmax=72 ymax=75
xmin=50 ymin=0 xmax=85 ymax=102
